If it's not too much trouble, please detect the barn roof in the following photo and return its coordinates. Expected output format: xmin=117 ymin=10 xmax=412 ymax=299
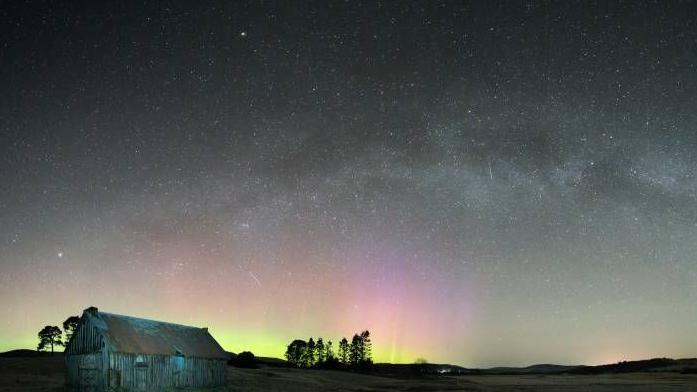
xmin=81 ymin=307 xmax=229 ymax=360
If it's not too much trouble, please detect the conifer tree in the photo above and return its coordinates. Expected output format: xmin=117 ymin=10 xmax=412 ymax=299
xmin=360 ymin=330 xmax=372 ymax=363
xmin=325 ymin=340 xmax=334 ymax=360
xmin=338 ymin=337 xmax=349 ymax=364
xmin=305 ymin=337 xmax=316 ymax=367
xmin=316 ymin=338 xmax=325 ymax=363
xmin=349 ymin=334 xmax=361 ymax=365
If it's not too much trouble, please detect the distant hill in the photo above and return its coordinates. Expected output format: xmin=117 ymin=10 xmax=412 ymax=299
xmin=484 ymin=364 xmax=578 ymax=375
xmin=255 ymin=356 xmax=288 ymax=366
xmin=0 ymin=349 xmax=58 ymax=357
xmin=376 ymin=358 xmax=697 ymax=376
xmin=226 ymin=351 xmax=288 ymax=367
xmin=567 ymin=358 xmax=697 ymax=375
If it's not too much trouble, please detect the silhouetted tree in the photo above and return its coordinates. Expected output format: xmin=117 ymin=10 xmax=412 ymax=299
xmin=315 ymin=338 xmax=325 ymax=363
xmin=338 ymin=337 xmax=349 ymax=364
xmin=285 ymin=331 xmax=370 ymax=370
xmin=37 ymin=326 xmax=63 ymax=353
xmin=349 ymin=334 xmax=361 ymax=365
xmin=62 ymin=316 xmax=80 ymax=344
xmin=325 ymin=340 xmax=334 ymax=360
xmin=360 ymin=330 xmax=372 ymax=364
xmin=304 ymin=338 xmax=316 ymax=367
xmin=285 ymin=339 xmax=307 ymax=367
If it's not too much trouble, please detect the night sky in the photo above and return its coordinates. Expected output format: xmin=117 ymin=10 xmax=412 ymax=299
xmin=1 ymin=1 xmax=696 ymax=367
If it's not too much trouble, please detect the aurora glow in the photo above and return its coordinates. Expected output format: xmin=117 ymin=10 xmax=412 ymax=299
xmin=1 ymin=2 xmax=697 ymax=367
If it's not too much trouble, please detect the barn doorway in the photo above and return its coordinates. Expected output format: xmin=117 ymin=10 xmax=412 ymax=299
xmin=78 ymin=354 xmax=98 ymax=392
xmin=78 ymin=368 xmax=98 ymax=391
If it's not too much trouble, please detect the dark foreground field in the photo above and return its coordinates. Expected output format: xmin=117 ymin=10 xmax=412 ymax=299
xmin=2 ymin=356 xmax=697 ymax=392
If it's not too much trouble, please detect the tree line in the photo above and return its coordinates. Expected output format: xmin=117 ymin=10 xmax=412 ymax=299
xmin=285 ymin=330 xmax=372 ymax=369
xmin=36 ymin=315 xmax=80 ymax=353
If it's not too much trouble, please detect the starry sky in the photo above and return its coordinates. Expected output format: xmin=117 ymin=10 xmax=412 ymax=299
xmin=1 ymin=1 xmax=697 ymax=367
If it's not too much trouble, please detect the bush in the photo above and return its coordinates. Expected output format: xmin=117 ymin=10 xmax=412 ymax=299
xmin=229 ymin=351 xmax=257 ymax=368
xmin=315 ymin=356 xmax=343 ymax=370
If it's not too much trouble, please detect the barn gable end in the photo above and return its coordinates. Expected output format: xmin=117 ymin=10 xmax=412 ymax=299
xmin=65 ymin=307 xmax=103 ymax=355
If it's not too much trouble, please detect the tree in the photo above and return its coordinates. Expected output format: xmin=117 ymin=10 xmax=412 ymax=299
xmin=304 ymin=338 xmax=316 ymax=367
xmin=360 ymin=330 xmax=372 ymax=364
xmin=37 ymin=326 xmax=63 ymax=353
xmin=285 ymin=339 xmax=307 ymax=367
xmin=349 ymin=334 xmax=361 ymax=365
xmin=63 ymin=316 xmax=80 ymax=344
xmin=315 ymin=338 xmax=325 ymax=364
xmin=338 ymin=337 xmax=349 ymax=364
xmin=325 ymin=340 xmax=334 ymax=360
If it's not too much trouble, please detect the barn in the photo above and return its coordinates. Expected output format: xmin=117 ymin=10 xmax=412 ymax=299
xmin=64 ymin=307 xmax=229 ymax=391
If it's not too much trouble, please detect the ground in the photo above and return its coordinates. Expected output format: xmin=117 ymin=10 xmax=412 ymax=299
xmin=2 ymin=356 xmax=697 ymax=391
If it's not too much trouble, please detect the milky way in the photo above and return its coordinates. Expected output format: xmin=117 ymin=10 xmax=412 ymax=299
xmin=1 ymin=2 xmax=696 ymax=366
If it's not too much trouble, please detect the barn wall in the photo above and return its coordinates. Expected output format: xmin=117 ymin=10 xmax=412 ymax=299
xmin=107 ymin=352 xmax=226 ymax=390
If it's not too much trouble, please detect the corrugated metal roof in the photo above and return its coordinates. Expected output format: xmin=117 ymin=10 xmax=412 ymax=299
xmin=83 ymin=309 xmax=229 ymax=360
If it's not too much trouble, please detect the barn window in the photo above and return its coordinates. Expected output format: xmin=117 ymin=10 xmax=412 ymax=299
xmin=135 ymin=355 xmax=148 ymax=368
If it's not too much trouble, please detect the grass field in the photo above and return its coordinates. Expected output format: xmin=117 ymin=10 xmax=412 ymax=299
xmin=2 ymin=356 xmax=697 ymax=391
